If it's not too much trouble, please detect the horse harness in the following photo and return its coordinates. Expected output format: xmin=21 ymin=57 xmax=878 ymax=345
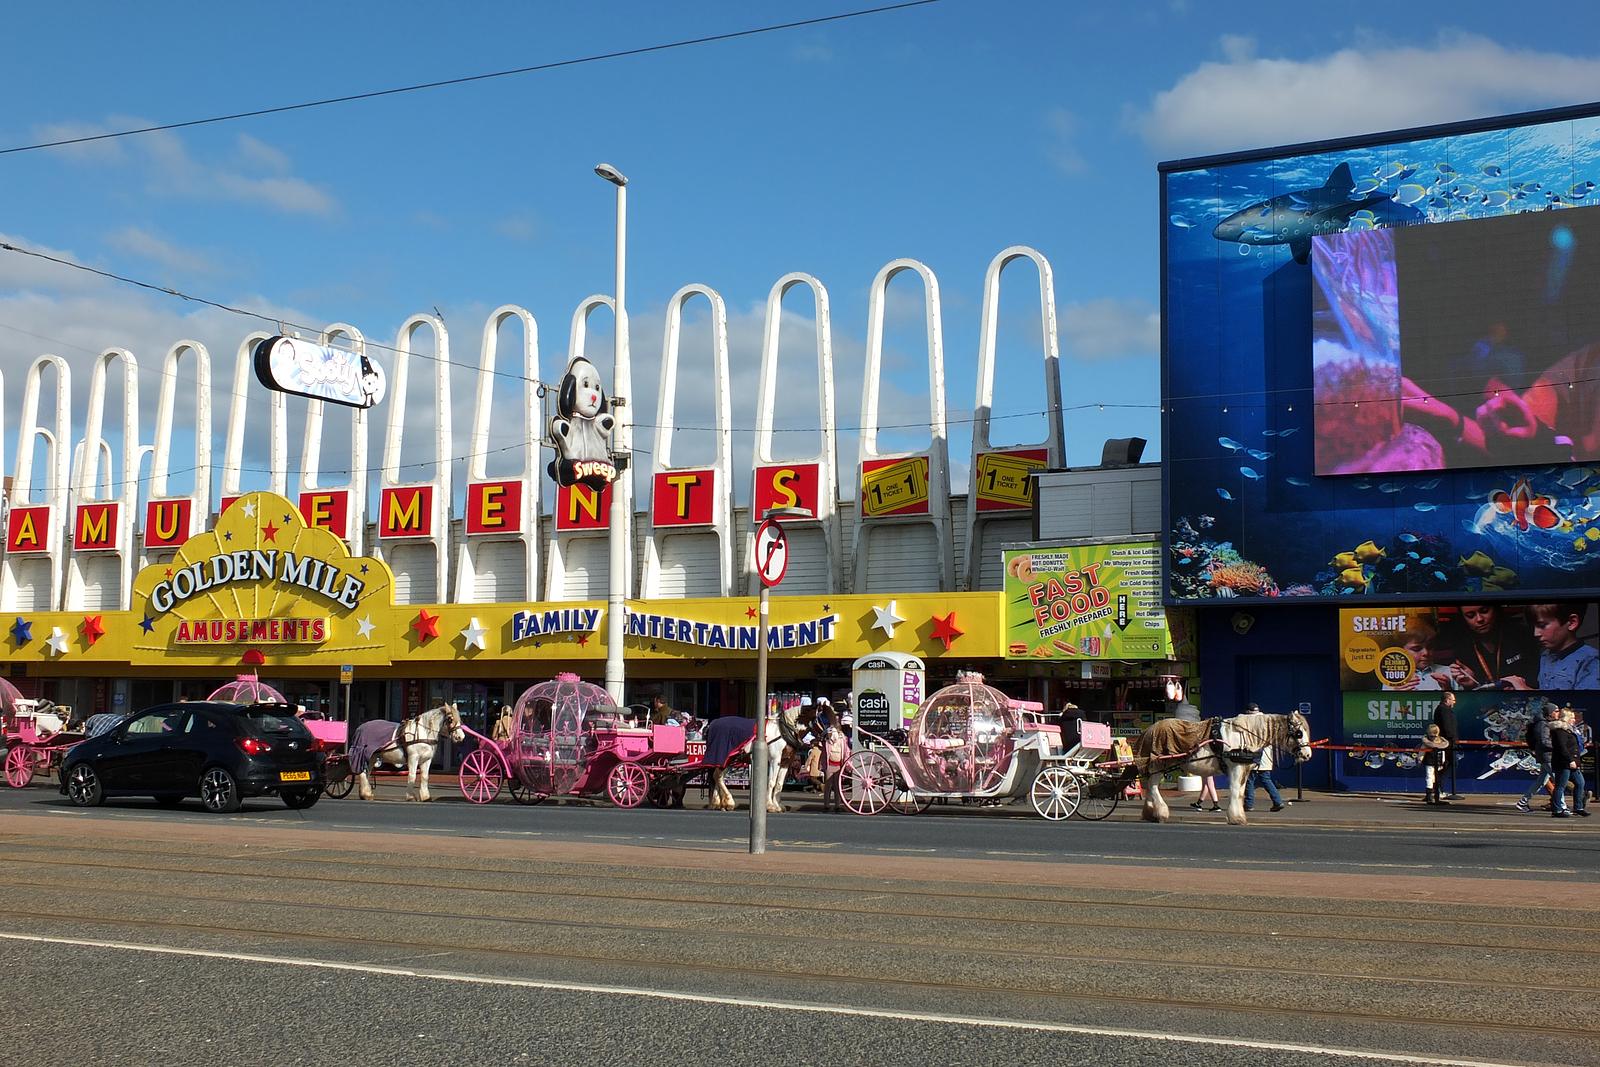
xmin=380 ymin=707 xmax=456 ymax=756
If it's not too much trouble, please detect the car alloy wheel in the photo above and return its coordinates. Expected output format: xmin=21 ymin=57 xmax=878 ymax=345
xmin=200 ymin=767 xmax=241 ymax=813
xmin=66 ymin=764 xmax=103 ymax=807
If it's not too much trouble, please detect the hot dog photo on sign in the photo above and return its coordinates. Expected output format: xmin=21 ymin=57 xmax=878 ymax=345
xmin=547 ymin=356 xmax=618 ymax=490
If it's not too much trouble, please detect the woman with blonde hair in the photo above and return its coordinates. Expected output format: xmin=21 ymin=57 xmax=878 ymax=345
xmin=1419 ymin=724 xmax=1451 ymax=806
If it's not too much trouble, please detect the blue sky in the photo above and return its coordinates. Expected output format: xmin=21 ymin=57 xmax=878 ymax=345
xmin=7 ymin=1 xmax=1600 ymax=504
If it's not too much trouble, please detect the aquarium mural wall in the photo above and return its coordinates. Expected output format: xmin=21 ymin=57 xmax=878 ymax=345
xmin=1163 ymin=107 xmax=1600 ymax=602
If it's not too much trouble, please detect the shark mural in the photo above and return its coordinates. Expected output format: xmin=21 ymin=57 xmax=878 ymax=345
xmin=1212 ymin=163 xmax=1425 ymax=264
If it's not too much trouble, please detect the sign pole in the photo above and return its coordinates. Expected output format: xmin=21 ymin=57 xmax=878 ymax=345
xmin=750 ymin=581 xmax=770 ymax=855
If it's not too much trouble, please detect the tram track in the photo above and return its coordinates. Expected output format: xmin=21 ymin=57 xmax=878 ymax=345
xmin=4 ymin=870 xmax=1594 ymax=993
xmin=2 ymin=841 xmax=1594 ymax=951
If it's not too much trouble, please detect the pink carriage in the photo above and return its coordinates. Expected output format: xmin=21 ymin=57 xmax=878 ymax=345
xmin=3 ymin=682 xmax=84 ymax=789
xmin=456 ymin=673 xmax=687 ymax=806
xmin=837 ymin=672 xmax=1080 ymax=819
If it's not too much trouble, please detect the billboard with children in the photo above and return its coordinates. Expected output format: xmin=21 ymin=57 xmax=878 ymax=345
xmin=1338 ymin=603 xmax=1599 ymax=691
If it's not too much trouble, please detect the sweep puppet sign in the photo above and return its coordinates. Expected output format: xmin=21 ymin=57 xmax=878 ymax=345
xmin=1003 ymin=542 xmax=1172 ymax=660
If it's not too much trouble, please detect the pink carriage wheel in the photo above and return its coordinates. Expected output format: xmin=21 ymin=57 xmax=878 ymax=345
xmin=606 ymin=762 xmax=650 ymax=808
xmin=838 ymin=750 xmax=895 ymax=815
xmin=458 ymin=748 xmax=504 ymax=804
xmin=4 ymin=747 xmax=35 ymax=788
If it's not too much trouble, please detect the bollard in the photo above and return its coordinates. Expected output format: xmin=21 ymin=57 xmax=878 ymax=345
xmin=1295 ymin=757 xmax=1304 ymax=802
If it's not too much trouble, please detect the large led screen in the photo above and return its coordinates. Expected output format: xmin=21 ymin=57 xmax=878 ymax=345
xmin=1163 ymin=107 xmax=1600 ymax=602
xmin=1312 ymin=209 xmax=1600 ymax=474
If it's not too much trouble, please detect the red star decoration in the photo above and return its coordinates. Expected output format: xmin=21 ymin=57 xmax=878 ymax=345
xmin=411 ymin=609 xmax=440 ymax=643
xmin=745 ymin=606 xmax=758 ymax=619
xmin=261 ymin=521 xmax=279 ymax=542
xmin=930 ymin=612 xmax=964 ymax=651
xmin=576 ymin=634 xmax=589 ymax=647
xmin=164 ymin=568 xmax=173 ymax=578
xmin=80 ymin=615 xmax=105 ymax=646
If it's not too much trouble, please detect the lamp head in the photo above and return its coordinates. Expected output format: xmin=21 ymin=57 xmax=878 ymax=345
xmin=594 ymin=163 xmax=628 ymax=187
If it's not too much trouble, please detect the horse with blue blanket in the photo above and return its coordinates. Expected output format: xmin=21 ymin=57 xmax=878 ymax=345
xmin=350 ymin=702 xmax=463 ymax=801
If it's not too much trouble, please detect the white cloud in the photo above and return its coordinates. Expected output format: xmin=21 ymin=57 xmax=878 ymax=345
xmin=35 ymin=119 xmax=337 ymax=216
xmin=790 ymin=41 xmax=834 ymax=64
xmin=494 ymin=213 xmax=539 ymax=243
xmin=1061 ymin=297 xmax=1159 ymax=360
xmin=1136 ymin=33 xmax=1600 ymax=157
xmin=1043 ymin=107 xmax=1086 ymax=175
xmin=105 ymin=227 xmax=217 ymax=275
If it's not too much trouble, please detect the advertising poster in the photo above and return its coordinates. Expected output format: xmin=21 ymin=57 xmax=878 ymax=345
xmin=1340 ymin=689 xmax=1593 ymax=781
xmin=1003 ymin=541 xmax=1171 ymax=660
xmin=1338 ymin=603 xmax=1599 ymax=691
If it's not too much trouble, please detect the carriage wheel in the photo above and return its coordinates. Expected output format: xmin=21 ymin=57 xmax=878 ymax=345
xmin=458 ymin=748 xmax=504 ymax=804
xmin=323 ymin=758 xmax=355 ymax=799
xmin=1029 ymin=765 xmax=1081 ymax=821
xmin=888 ymin=776 xmax=931 ymax=815
xmin=607 ymin=763 xmax=650 ymax=808
xmin=1073 ymin=773 xmax=1120 ymax=821
xmin=509 ymin=780 xmax=546 ymax=805
xmin=4 ymin=747 xmax=35 ymax=788
xmin=838 ymin=750 xmax=896 ymax=816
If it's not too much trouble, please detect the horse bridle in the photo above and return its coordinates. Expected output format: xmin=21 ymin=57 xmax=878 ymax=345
xmin=392 ymin=704 xmax=460 ymax=751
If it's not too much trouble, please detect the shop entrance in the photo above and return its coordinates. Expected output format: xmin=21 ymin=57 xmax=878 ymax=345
xmin=1242 ymin=654 xmax=1336 ymax=788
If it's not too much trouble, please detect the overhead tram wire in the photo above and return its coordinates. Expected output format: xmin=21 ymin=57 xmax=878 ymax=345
xmin=0 ymin=1 xmax=943 ymax=157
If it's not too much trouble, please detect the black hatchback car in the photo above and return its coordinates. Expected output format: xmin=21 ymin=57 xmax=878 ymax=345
xmin=60 ymin=701 xmax=325 ymax=813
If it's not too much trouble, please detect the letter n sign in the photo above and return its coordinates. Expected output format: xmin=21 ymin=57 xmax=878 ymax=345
xmin=555 ymin=482 xmax=609 ymax=532
xmin=379 ymin=485 xmax=434 ymax=539
xmin=73 ymin=502 xmax=119 ymax=551
xmin=5 ymin=506 xmax=50 ymax=554
xmin=652 ymin=470 xmax=715 ymax=527
xmin=466 ymin=480 xmax=523 ymax=534
xmin=298 ymin=490 xmax=350 ymax=539
xmin=144 ymin=499 xmax=193 ymax=548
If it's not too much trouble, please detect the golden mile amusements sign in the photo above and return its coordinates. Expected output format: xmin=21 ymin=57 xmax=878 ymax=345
xmin=132 ymin=491 xmax=393 ymax=662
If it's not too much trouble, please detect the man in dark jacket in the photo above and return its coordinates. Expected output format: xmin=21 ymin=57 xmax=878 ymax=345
xmin=1432 ymin=690 xmax=1460 ymax=795
xmin=1550 ymin=715 xmax=1590 ymax=818
xmin=1516 ymin=703 xmax=1557 ymax=813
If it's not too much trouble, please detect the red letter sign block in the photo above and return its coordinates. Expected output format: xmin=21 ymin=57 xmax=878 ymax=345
xmin=5 ymin=506 xmax=50 ymax=553
xmin=73 ymin=502 xmax=119 ymax=551
xmin=298 ymin=490 xmax=350 ymax=539
xmin=652 ymin=469 xmax=716 ymax=527
xmin=379 ymin=485 xmax=434 ymax=539
xmin=144 ymin=499 xmax=193 ymax=548
xmin=555 ymin=483 xmax=610 ymax=532
xmin=466 ymin=480 xmax=523 ymax=534
xmin=754 ymin=463 xmax=820 ymax=519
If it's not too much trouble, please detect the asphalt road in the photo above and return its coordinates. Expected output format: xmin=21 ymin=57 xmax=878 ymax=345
xmin=1 ymin=785 xmax=1595 ymax=1066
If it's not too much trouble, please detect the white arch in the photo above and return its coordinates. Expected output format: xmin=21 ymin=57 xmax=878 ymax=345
xmin=378 ymin=313 xmax=451 ymax=603
xmin=748 ymin=272 xmax=842 ymax=594
xmin=150 ymin=340 xmax=213 ymax=504
xmin=853 ymin=258 xmax=954 ymax=593
xmin=456 ymin=304 xmax=541 ymax=603
xmin=223 ymin=331 xmax=287 ymax=498
xmin=964 ymin=245 xmax=1065 ymax=590
xmin=3 ymin=354 xmax=72 ymax=610
xmin=640 ymin=284 xmax=734 ymax=598
xmin=297 ymin=323 xmax=369 ymax=551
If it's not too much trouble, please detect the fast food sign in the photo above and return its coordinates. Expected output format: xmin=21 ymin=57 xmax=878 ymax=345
xmin=1002 ymin=541 xmax=1172 ymax=660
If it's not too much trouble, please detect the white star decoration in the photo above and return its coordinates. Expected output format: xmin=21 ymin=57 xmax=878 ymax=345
xmin=241 ymin=501 xmax=256 ymax=517
xmin=460 ymin=617 xmax=488 ymax=651
xmin=870 ymin=601 xmax=904 ymax=639
xmin=45 ymin=626 xmax=69 ymax=656
xmin=356 ymin=615 xmax=376 ymax=640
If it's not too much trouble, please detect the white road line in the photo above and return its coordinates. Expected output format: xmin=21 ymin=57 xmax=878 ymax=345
xmin=0 ymin=931 xmax=1526 ymax=1067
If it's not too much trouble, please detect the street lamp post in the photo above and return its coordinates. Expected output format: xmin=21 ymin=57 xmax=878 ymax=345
xmin=750 ymin=506 xmax=809 ymax=855
xmin=596 ymin=163 xmax=631 ymax=707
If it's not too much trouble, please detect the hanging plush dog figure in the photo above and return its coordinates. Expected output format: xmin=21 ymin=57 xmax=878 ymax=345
xmin=547 ymin=356 xmax=618 ymax=489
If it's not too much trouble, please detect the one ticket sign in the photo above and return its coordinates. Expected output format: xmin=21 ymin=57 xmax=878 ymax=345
xmin=860 ymin=456 xmax=930 ymax=517
xmin=253 ymin=336 xmax=386 ymax=410
xmin=974 ymin=449 xmax=1048 ymax=512
xmin=755 ymin=518 xmax=789 ymax=588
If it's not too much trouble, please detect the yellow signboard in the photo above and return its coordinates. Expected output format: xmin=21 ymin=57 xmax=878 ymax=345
xmin=974 ymin=449 xmax=1047 ymax=511
xmin=860 ymin=456 xmax=930 ymax=517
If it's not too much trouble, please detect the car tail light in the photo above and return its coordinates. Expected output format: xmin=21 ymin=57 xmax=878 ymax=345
xmin=237 ymin=736 xmax=268 ymax=755
xmin=307 ymin=737 xmax=325 ymax=752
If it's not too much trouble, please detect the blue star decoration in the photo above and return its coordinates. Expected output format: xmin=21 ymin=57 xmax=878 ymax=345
xmin=360 ymin=564 xmax=369 ymax=574
xmin=224 ymin=531 xmax=233 ymax=542
xmin=283 ymin=514 xmax=293 ymax=524
xmin=139 ymin=615 xmax=156 ymax=634
xmin=10 ymin=617 xmax=32 ymax=644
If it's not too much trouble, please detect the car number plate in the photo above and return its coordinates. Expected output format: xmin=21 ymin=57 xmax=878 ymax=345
xmin=279 ymin=771 xmax=311 ymax=782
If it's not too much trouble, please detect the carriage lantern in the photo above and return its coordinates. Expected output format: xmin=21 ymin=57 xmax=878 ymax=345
xmin=206 ymin=673 xmax=288 ymax=705
xmin=510 ymin=672 xmax=617 ymax=795
xmin=905 ymin=671 xmax=1023 ymax=793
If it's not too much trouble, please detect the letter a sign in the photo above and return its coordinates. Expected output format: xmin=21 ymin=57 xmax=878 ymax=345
xmin=755 ymin=518 xmax=788 ymax=588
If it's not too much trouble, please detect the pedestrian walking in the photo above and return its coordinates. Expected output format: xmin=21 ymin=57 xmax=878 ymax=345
xmin=1550 ymin=711 xmax=1590 ymax=818
xmin=1243 ymin=715 xmax=1285 ymax=813
xmin=1433 ymin=690 xmax=1460 ymax=797
xmin=1516 ymin=703 xmax=1558 ymax=813
xmin=1419 ymin=724 xmax=1451 ymax=806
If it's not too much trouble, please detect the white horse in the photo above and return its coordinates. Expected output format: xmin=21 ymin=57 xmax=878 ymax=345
xmin=1138 ymin=710 xmax=1312 ymax=826
xmin=708 ymin=707 xmax=800 ymax=813
xmin=353 ymin=702 xmax=464 ymax=802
